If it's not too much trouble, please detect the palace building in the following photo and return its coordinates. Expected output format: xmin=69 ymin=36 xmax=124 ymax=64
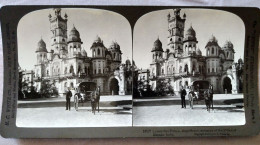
xmin=146 ymin=8 xmax=243 ymax=94
xmin=21 ymin=8 xmax=133 ymax=96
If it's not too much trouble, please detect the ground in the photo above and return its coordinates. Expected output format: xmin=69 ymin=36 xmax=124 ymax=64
xmin=17 ymin=94 xmax=245 ymax=127
xmin=16 ymin=95 xmax=132 ymax=127
xmin=133 ymin=94 xmax=245 ymax=126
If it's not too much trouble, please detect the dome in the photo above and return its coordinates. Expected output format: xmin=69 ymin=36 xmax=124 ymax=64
xmin=94 ymin=35 xmax=102 ymax=43
xmin=36 ymin=38 xmax=47 ymax=52
xmin=205 ymin=35 xmax=219 ymax=48
xmin=223 ymin=40 xmax=235 ymax=52
xmin=68 ymin=26 xmax=82 ymax=43
xmin=196 ymin=48 xmax=202 ymax=56
xmin=238 ymin=58 xmax=243 ymax=64
xmin=184 ymin=26 xmax=197 ymax=42
xmin=151 ymin=38 xmax=163 ymax=52
xmin=186 ymin=26 xmax=196 ymax=36
xmin=125 ymin=59 xmax=131 ymax=65
xmin=91 ymin=35 xmax=105 ymax=48
xmin=81 ymin=49 xmax=87 ymax=57
xmin=109 ymin=41 xmax=120 ymax=51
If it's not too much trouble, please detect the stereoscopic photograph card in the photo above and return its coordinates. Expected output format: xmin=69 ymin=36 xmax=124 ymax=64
xmin=0 ymin=6 xmax=259 ymax=138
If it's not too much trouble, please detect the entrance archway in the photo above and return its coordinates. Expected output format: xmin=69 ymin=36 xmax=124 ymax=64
xmin=110 ymin=78 xmax=119 ymax=95
xmin=223 ymin=77 xmax=232 ymax=93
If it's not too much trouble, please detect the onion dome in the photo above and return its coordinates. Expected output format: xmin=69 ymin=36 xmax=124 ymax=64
xmin=238 ymin=58 xmax=243 ymax=64
xmin=184 ymin=26 xmax=197 ymax=42
xmin=109 ymin=41 xmax=120 ymax=50
xmin=36 ymin=38 xmax=48 ymax=52
xmin=223 ymin=40 xmax=235 ymax=52
xmin=125 ymin=59 xmax=131 ymax=65
xmin=151 ymin=38 xmax=163 ymax=52
xmin=81 ymin=49 xmax=87 ymax=57
xmin=196 ymin=48 xmax=202 ymax=56
xmin=205 ymin=35 xmax=220 ymax=48
xmin=91 ymin=35 xmax=105 ymax=48
xmin=94 ymin=35 xmax=102 ymax=43
xmin=67 ymin=26 xmax=82 ymax=43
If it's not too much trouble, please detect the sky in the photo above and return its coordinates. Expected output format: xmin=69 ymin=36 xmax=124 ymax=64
xmin=133 ymin=8 xmax=245 ymax=69
xmin=18 ymin=8 xmax=132 ymax=70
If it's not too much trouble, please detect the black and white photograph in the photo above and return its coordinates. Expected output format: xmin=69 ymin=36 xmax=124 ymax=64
xmin=17 ymin=8 xmax=133 ymax=127
xmin=133 ymin=8 xmax=245 ymax=126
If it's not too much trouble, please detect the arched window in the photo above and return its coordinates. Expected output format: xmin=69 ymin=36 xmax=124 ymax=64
xmin=62 ymin=38 xmax=65 ymax=42
xmin=70 ymin=82 xmax=74 ymax=88
xmin=69 ymin=65 xmax=74 ymax=74
xmin=162 ymin=69 xmax=164 ymax=75
xmin=192 ymin=63 xmax=196 ymax=72
xmin=84 ymin=66 xmax=87 ymax=74
xmin=97 ymin=48 xmax=100 ymax=55
xmin=78 ymin=65 xmax=81 ymax=74
xmin=184 ymin=64 xmax=188 ymax=73
xmin=153 ymin=54 xmax=154 ymax=59
xmin=179 ymin=66 xmax=182 ymax=73
xmin=178 ymin=38 xmax=181 ymax=41
xmin=46 ymin=70 xmax=49 ymax=76
xmin=185 ymin=81 xmax=188 ymax=87
xmin=179 ymin=81 xmax=183 ymax=90
xmin=212 ymin=47 xmax=214 ymax=54
xmin=93 ymin=50 xmax=96 ymax=57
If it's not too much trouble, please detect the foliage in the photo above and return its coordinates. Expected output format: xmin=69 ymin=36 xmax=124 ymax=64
xmin=39 ymin=80 xmax=59 ymax=98
xmin=155 ymin=79 xmax=174 ymax=96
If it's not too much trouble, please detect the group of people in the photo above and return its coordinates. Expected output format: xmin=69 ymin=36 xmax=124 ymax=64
xmin=179 ymin=84 xmax=214 ymax=109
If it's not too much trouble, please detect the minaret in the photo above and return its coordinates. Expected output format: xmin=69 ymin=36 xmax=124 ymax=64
xmin=67 ymin=26 xmax=83 ymax=57
xmin=49 ymin=8 xmax=68 ymax=56
xmin=183 ymin=25 xmax=198 ymax=56
xmin=36 ymin=38 xmax=48 ymax=64
xmin=167 ymin=8 xmax=186 ymax=54
xmin=151 ymin=38 xmax=164 ymax=62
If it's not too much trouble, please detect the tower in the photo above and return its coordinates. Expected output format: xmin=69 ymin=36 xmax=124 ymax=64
xmin=183 ymin=25 xmax=198 ymax=56
xmin=150 ymin=38 xmax=164 ymax=77
xmin=49 ymin=8 xmax=68 ymax=56
xmin=67 ymin=26 xmax=83 ymax=57
xmin=151 ymin=38 xmax=164 ymax=62
xmin=205 ymin=35 xmax=221 ymax=74
xmin=108 ymin=41 xmax=122 ymax=71
xmin=36 ymin=38 xmax=48 ymax=64
xmin=223 ymin=40 xmax=235 ymax=61
xmin=35 ymin=38 xmax=48 ymax=79
xmin=167 ymin=8 xmax=186 ymax=54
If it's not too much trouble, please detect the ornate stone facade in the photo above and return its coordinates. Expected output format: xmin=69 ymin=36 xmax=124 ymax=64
xmin=21 ymin=8 xmax=132 ymax=96
xmin=146 ymin=9 xmax=243 ymax=94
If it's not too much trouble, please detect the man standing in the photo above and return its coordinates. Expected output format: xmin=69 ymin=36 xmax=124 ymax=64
xmin=181 ymin=87 xmax=187 ymax=108
xmin=66 ymin=87 xmax=72 ymax=111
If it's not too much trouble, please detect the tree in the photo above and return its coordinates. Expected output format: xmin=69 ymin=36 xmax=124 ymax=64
xmin=39 ymin=80 xmax=59 ymax=98
xmin=155 ymin=79 xmax=174 ymax=96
